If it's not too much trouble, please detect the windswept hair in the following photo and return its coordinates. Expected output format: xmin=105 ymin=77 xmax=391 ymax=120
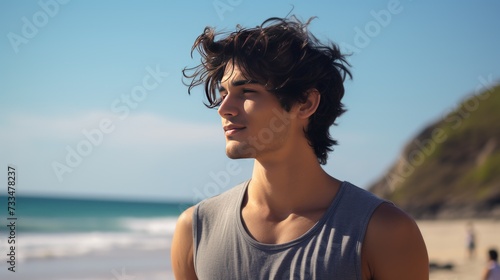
xmin=183 ymin=16 xmax=352 ymax=165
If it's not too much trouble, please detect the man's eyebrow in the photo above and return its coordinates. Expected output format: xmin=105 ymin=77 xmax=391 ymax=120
xmin=232 ymin=79 xmax=259 ymax=87
xmin=218 ymin=79 xmax=259 ymax=92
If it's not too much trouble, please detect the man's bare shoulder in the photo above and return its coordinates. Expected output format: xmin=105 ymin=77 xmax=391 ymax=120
xmin=368 ymin=202 xmax=418 ymax=237
xmin=171 ymin=206 xmax=197 ymax=280
xmin=177 ymin=206 xmax=195 ymax=228
xmin=362 ymin=202 xmax=429 ymax=280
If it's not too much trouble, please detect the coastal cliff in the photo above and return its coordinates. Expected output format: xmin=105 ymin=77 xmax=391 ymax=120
xmin=369 ymin=84 xmax=500 ymax=219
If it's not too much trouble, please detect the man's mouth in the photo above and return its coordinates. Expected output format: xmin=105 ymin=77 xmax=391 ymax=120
xmin=223 ymin=125 xmax=246 ymax=136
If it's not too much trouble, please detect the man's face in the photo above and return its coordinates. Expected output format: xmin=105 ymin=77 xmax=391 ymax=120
xmin=217 ymin=64 xmax=297 ymax=161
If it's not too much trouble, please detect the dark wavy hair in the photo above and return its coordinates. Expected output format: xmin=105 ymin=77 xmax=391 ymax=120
xmin=183 ymin=16 xmax=352 ymax=165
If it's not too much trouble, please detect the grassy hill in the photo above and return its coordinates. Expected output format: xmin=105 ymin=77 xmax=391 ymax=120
xmin=369 ymin=84 xmax=500 ymax=219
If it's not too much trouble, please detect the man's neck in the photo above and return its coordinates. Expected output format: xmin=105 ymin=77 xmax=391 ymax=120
xmin=247 ymin=152 xmax=341 ymax=218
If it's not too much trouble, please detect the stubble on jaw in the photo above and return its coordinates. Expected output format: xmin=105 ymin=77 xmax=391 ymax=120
xmin=223 ymin=108 xmax=295 ymax=160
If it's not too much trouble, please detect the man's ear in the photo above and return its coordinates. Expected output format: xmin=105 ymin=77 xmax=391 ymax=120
xmin=297 ymin=89 xmax=320 ymax=119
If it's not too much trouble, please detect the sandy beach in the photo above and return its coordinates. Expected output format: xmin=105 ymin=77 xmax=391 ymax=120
xmin=418 ymin=219 xmax=500 ymax=280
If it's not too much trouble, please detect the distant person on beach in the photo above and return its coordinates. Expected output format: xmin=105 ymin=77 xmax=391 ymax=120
xmin=466 ymin=221 xmax=477 ymax=259
xmin=483 ymin=249 xmax=500 ymax=280
xmin=172 ymin=16 xmax=429 ymax=279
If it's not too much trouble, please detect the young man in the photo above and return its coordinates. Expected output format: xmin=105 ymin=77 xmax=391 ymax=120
xmin=172 ymin=17 xmax=429 ymax=279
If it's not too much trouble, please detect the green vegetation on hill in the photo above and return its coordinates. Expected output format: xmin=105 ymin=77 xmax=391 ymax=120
xmin=369 ymin=84 xmax=500 ymax=219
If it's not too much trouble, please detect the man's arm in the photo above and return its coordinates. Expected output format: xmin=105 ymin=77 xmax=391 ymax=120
xmin=171 ymin=206 xmax=198 ymax=280
xmin=362 ymin=203 xmax=429 ymax=280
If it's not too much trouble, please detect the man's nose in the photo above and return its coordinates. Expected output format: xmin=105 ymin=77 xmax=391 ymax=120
xmin=217 ymin=93 xmax=238 ymax=117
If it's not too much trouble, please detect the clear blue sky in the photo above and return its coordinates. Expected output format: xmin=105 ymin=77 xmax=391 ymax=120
xmin=1 ymin=0 xmax=499 ymax=202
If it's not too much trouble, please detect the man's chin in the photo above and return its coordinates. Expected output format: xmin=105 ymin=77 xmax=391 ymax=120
xmin=225 ymin=153 xmax=247 ymax=160
xmin=225 ymin=142 xmax=256 ymax=159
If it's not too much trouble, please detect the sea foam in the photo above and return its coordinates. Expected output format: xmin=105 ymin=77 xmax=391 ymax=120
xmin=0 ymin=217 xmax=178 ymax=262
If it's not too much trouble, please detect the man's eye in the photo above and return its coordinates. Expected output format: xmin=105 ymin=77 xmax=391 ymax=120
xmin=242 ymin=89 xmax=256 ymax=93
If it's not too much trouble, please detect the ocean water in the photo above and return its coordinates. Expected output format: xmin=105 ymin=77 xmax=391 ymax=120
xmin=0 ymin=195 xmax=189 ymax=279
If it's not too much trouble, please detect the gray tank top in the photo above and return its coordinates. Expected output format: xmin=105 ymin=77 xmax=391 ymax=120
xmin=193 ymin=180 xmax=385 ymax=279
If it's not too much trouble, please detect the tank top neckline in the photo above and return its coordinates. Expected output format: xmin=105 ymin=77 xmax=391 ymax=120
xmin=235 ymin=179 xmax=349 ymax=251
